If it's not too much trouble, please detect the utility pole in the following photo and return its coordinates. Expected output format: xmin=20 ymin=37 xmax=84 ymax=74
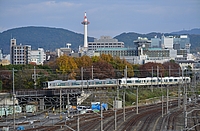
xmin=60 ymin=88 xmax=62 ymax=120
xmin=178 ymin=68 xmax=181 ymax=108
xmin=77 ymin=116 xmax=79 ymax=131
xmin=182 ymin=68 xmax=187 ymax=130
xmin=114 ymin=97 xmax=117 ymax=131
xmin=92 ymin=66 xmax=93 ymax=79
xmin=124 ymin=65 xmax=127 ymax=121
xmin=136 ymin=86 xmax=138 ymax=114
xmin=151 ymin=66 xmax=153 ymax=92
xmin=161 ymin=74 xmax=163 ymax=117
xmin=100 ymin=102 xmax=103 ymax=131
xmin=81 ymin=67 xmax=83 ymax=92
xmin=123 ymin=91 xmax=125 ymax=122
xmin=67 ymin=93 xmax=70 ymax=118
xmin=34 ymin=66 xmax=36 ymax=89
xmin=13 ymin=68 xmax=16 ymax=131
xmin=166 ymin=65 xmax=170 ymax=114
xmin=117 ymin=79 xmax=119 ymax=99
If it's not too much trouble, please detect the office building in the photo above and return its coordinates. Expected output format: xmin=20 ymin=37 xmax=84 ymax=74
xmin=134 ymin=37 xmax=151 ymax=56
xmin=162 ymin=36 xmax=173 ymax=49
xmin=95 ymin=47 xmax=136 ymax=57
xmin=88 ymin=36 xmax=124 ymax=51
xmin=151 ymin=36 xmax=161 ymax=48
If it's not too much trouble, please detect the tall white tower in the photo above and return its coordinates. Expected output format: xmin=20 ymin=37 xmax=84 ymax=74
xmin=81 ymin=12 xmax=90 ymax=51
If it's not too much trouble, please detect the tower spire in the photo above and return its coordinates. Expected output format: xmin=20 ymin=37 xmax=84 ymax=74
xmin=81 ymin=12 xmax=90 ymax=50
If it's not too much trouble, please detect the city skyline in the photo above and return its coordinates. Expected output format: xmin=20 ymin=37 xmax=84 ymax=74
xmin=0 ymin=0 xmax=199 ymax=38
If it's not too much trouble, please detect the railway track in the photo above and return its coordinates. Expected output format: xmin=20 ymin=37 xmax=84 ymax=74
xmin=6 ymin=100 xmax=200 ymax=131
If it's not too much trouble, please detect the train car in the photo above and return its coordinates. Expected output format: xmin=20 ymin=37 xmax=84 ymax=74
xmin=118 ymin=77 xmax=191 ymax=88
xmin=43 ymin=79 xmax=118 ymax=89
xmin=43 ymin=77 xmax=191 ymax=89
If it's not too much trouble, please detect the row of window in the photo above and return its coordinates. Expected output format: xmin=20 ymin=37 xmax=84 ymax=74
xmin=88 ymin=43 xmax=124 ymax=46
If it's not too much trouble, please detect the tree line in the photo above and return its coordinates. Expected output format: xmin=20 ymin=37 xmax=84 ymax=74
xmin=0 ymin=54 xmax=188 ymax=91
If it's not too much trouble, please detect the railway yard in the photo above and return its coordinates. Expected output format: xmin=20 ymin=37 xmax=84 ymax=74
xmin=0 ymin=99 xmax=200 ymax=131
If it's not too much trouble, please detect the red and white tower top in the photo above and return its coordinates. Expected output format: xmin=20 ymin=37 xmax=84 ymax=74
xmin=81 ymin=12 xmax=90 ymax=25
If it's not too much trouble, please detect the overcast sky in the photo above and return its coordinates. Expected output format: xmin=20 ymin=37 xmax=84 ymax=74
xmin=0 ymin=0 xmax=199 ymax=38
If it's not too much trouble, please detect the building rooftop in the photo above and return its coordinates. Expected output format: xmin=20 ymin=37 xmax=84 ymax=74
xmin=148 ymin=48 xmax=165 ymax=51
xmin=96 ymin=47 xmax=136 ymax=51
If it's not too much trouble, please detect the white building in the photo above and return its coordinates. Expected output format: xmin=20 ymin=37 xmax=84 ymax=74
xmin=162 ymin=36 xmax=174 ymax=49
xmin=88 ymin=36 xmax=124 ymax=51
xmin=30 ymin=48 xmax=46 ymax=65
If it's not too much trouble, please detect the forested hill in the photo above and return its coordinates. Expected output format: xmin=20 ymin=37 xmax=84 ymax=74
xmin=0 ymin=26 xmax=200 ymax=54
xmin=0 ymin=26 xmax=95 ymax=54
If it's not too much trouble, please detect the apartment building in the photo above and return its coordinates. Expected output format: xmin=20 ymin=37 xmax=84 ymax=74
xmin=10 ymin=38 xmax=31 ymax=65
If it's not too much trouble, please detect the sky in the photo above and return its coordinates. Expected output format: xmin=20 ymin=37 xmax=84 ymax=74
xmin=0 ymin=0 xmax=200 ymax=38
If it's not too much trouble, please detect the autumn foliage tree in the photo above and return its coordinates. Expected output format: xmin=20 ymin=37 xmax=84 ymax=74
xmin=139 ymin=62 xmax=165 ymax=77
xmin=92 ymin=59 xmax=116 ymax=79
xmin=163 ymin=61 xmax=180 ymax=76
xmin=56 ymin=55 xmax=78 ymax=79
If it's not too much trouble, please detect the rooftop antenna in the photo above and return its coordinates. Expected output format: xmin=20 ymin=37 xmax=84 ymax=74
xmin=66 ymin=43 xmax=71 ymax=48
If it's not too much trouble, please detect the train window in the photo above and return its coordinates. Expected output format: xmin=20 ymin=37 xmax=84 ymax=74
xmin=42 ymin=82 xmax=47 ymax=88
xmin=107 ymin=80 xmax=114 ymax=84
xmin=135 ymin=80 xmax=141 ymax=83
xmin=118 ymin=80 xmax=122 ymax=84
xmin=127 ymin=80 xmax=132 ymax=83
xmin=60 ymin=83 xmax=65 ymax=86
xmin=96 ymin=81 xmax=102 ymax=84
xmin=169 ymin=79 xmax=173 ymax=82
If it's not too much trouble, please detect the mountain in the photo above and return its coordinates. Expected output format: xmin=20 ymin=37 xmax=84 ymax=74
xmin=0 ymin=26 xmax=200 ymax=54
xmin=171 ymin=28 xmax=200 ymax=35
xmin=0 ymin=26 xmax=95 ymax=54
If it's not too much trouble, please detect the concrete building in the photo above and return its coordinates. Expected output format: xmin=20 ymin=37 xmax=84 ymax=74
xmin=95 ymin=47 xmax=136 ymax=57
xmin=134 ymin=37 xmax=151 ymax=56
xmin=151 ymin=36 xmax=161 ymax=48
xmin=162 ymin=36 xmax=174 ymax=49
xmin=88 ymin=36 xmax=124 ymax=51
xmin=0 ymin=59 xmax=10 ymax=65
xmin=144 ymin=48 xmax=169 ymax=58
xmin=30 ymin=48 xmax=46 ymax=65
xmin=10 ymin=38 xmax=31 ymax=65
xmin=176 ymin=60 xmax=195 ymax=70
xmin=56 ymin=47 xmax=72 ymax=57
xmin=173 ymin=35 xmax=191 ymax=53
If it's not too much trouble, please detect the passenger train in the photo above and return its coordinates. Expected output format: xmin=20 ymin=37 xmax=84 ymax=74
xmin=43 ymin=76 xmax=191 ymax=89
